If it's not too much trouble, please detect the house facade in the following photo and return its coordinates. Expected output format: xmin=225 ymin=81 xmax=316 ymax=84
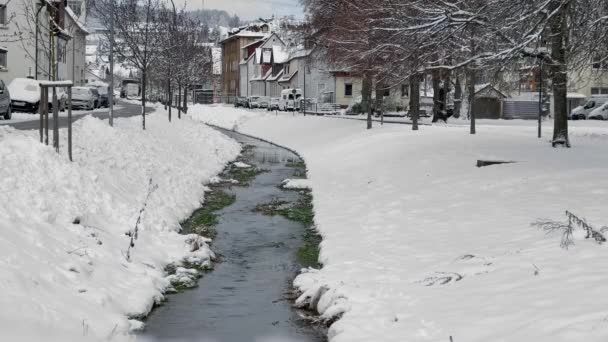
xmin=1 ymin=0 xmax=87 ymax=85
xmin=220 ymin=22 xmax=270 ymax=102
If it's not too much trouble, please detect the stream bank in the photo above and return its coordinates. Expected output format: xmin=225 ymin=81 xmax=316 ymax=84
xmin=142 ymin=129 xmax=326 ymax=342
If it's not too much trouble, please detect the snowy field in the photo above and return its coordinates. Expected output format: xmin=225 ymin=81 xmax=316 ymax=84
xmin=0 ymin=105 xmax=240 ymax=341
xmin=191 ymin=104 xmax=608 ymax=342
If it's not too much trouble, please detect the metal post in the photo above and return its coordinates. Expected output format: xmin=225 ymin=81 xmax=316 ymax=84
xmin=34 ymin=2 xmax=45 ymax=80
xmin=39 ymin=87 xmax=44 ymax=142
xmin=68 ymin=86 xmax=73 ymax=161
xmin=52 ymin=87 xmax=59 ymax=152
xmin=44 ymin=88 xmax=49 ymax=145
xmin=538 ymin=58 xmax=543 ymax=139
xmin=109 ymin=0 xmax=115 ymax=126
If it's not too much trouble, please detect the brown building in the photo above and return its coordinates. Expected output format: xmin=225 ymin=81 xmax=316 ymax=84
xmin=220 ymin=24 xmax=270 ymax=102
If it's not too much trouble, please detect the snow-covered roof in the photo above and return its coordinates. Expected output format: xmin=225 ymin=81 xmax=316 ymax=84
xmin=65 ymin=7 xmax=89 ymax=35
xmin=266 ymin=70 xmax=284 ymax=82
xmin=273 ymin=46 xmax=289 ymax=64
xmin=285 ymin=49 xmax=313 ymax=63
xmin=278 ymin=70 xmax=298 ymax=83
xmin=242 ymin=39 xmax=265 ymax=50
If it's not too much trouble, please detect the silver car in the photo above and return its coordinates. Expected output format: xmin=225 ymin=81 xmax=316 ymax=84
xmin=71 ymin=87 xmax=96 ymax=110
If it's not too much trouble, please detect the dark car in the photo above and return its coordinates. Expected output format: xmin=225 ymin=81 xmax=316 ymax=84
xmin=89 ymin=87 xmax=101 ymax=108
xmin=96 ymin=86 xmax=110 ymax=108
xmin=0 ymin=80 xmax=11 ymax=119
xmin=234 ymin=97 xmax=247 ymax=108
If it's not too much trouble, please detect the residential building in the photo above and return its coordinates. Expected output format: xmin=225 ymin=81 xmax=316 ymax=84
xmin=220 ymin=22 xmax=271 ymax=102
xmin=1 ymin=0 xmax=87 ymax=85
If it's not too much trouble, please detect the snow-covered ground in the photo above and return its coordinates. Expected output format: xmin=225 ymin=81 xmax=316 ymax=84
xmin=0 ymin=105 xmax=240 ymax=341
xmin=190 ymin=104 xmax=608 ymax=342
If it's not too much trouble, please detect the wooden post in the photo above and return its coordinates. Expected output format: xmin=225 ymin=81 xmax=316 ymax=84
xmin=68 ymin=86 xmax=73 ymax=162
xmin=39 ymin=87 xmax=44 ymax=143
xmin=52 ymin=87 xmax=59 ymax=152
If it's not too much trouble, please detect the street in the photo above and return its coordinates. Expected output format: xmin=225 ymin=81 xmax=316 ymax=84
xmin=0 ymin=100 xmax=149 ymax=131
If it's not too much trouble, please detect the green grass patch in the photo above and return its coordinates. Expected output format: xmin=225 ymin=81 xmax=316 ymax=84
xmin=277 ymin=192 xmax=314 ymax=226
xmin=181 ymin=190 xmax=236 ymax=237
xmin=253 ymin=198 xmax=290 ymax=216
xmin=297 ymin=227 xmax=322 ymax=268
xmin=225 ymin=166 xmax=268 ymax=185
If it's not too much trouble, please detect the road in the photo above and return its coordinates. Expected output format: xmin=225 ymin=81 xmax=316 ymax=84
xmin=1 ymin=100 xmax=149 ymax=131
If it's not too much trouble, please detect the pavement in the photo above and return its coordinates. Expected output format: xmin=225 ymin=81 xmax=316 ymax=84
xmin=1 ymin=100 xmax=150 ymax=131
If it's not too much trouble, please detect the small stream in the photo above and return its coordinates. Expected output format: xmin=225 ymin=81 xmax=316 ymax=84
xmin=141 ymin=129 xmax=326 ymax=342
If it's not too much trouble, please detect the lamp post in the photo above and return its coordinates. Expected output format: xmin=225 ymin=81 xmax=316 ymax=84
xmin=538 ymin=57 xmax=543 ymax=139
xmin=109 ymin=0 xmax=115 ymax=126
xmin=34 ymin=0 xmax=45 ymax=80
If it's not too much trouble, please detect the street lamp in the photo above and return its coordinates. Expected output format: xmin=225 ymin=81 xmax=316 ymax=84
xmin=34 ymin=0 xmax=45 ymax=80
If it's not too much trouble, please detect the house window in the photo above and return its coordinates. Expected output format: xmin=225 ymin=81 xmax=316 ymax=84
xmin=345 ymin=83 xmax=353 ymax=97
xmin=0 ymin=5 xmax=6 ymax=26
xmin=592 ymin=57 xmax=608 ymax=70
xmin=284 ymin=64 xmax=290 ymax=75
xmin=383 ymin=88 xmax=390 ymax=97
xmin=591 ymin=87 xmax=608 ymax=95
xmin=0 ymin=50 xmax=7 ymax=69
xmin=401 ymin=84 xmax=409 ymax=97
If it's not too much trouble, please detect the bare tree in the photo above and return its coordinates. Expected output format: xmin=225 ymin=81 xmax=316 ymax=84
xmin=95 ymin=0 xmax=166 ymax=130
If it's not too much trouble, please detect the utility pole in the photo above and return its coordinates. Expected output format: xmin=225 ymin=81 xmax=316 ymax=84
xmin=109 ymin=0 xmax=115 ymax=126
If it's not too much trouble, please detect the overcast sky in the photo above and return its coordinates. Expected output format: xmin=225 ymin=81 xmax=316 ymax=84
xmin=173 ymin=0 xmax=304 ymax=20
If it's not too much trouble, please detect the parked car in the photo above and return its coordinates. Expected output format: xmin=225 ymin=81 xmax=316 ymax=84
xmin=88 ymin=87 xmax=101 ymax=108
xmin=569 ymin=96 xmax=608 ymax=120
xmin=588 ymin=102 xmax=608 ymax=120
xmin=0 ymin=80 xmax=11 ymax=119
xmin=234 ymin=96 xmax=247 ymax=108
xmin=8 ymin=78 xmax=66 ymax=113
xmin=247 ymin=96 xmax=261 ymax=109
xmin=268 ymin=97 xmax=280 ymax=111
xmin=258 ymin=96 xmax=270 ymax=109
xmin=71 ymin=87 xmax=96 ymax=110
xmin=90 ymin=82 xmax=110 ymax=107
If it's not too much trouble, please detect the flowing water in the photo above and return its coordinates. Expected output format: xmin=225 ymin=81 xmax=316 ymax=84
xmin=142 ymin=129 xmax=326 ymax=342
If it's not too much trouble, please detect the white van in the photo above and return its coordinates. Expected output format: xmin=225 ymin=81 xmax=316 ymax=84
xmin=570 ymin=96 xmax=608 ymax=120
xmin=588 ymin=102 xmax=608 ymax=120
xmin=279 ymin=88 xmax=302 ymax=111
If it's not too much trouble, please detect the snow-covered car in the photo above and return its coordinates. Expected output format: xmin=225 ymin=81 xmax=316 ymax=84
xmin=234 ymin=97 xmax=247 ymax=108
xmin=71 ymin=87 xmax=96 ymax=110
xmin=8 ymin=78 xmax=66 ymax=113
xmin=247 ymin=96 xmax=261 ymax=109
xmin=258 ymin=96 xmax=270 ymax=109
xmin=0 ymin=80 xmax=11 ymax=119
xmin=588 ymin=102 xmax=608 ymax=120
xmin=267 ymin=97 xmax=280 ymax=111
xmin=569 ymin=97 xmax=608 ymax=120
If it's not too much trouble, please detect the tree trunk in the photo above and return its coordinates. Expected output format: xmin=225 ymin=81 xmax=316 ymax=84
xmin=375 ymin=83 xmax=384 ymax=118
xmin=362 ymin=73 xmax=373 ymax=129
xmin=183 ymin=83 xmax=188 ymax=114
xmin=467 ymin=66 xmax=476 ymax=134
xmin=167 ymin=79 xmax=172 ymax=122
xmin=431 ymin=70 xmax=442 ymax=122
xmin=410 ymin=74 xmax=420 ymax=131
xmin=141 ymin=71 xmax=147 ymax=130
xmin=177 ymin=81 xmax=182 ymax=119
xmin=550 ymin=2 xmax=570 ymax=147
xmin=454 ymin=75 xmax=462 ymax=118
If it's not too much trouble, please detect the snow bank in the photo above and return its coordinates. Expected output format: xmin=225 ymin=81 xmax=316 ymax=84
xmin=0 ymin=107 xmax=240 ymax=341
xmin=191 ymin=105 xmax=608 ymax=342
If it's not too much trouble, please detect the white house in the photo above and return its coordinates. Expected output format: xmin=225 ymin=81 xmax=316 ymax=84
xmin=1 ymin=0 xmax=87 ymax=85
